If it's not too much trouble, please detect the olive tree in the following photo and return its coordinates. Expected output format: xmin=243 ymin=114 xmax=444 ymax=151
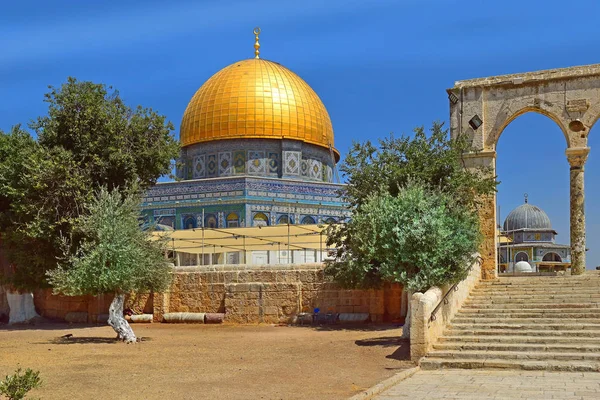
xmin=0 ymin=77 xmax=178 ymax=293
xmin=325 ymin=122 xmax=497 ymax=336
xmin=47 ymin=188 xmax=171 ymax=343
xmin=326 ymin=182 xmax=481 ymax=292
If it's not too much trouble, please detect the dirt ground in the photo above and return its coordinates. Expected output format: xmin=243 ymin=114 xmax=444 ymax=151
xmin=0 ymin=322 xmax=412 ymax=400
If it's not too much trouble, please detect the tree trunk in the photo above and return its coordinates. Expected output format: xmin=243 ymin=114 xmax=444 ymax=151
xmin=6 ymin=291 xmax=40 ymax=324
xmin=108 ymin=293 xmax=137 ymax=343
xmin=400 ymin=290 xmax=412 ymax=339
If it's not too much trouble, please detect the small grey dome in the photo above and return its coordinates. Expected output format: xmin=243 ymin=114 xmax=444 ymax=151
xmin=503 ymin=203 xmax=552 ymax=231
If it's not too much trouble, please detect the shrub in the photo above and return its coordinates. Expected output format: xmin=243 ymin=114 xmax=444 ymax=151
xmin=0 ymin=368 xmax=42 ymax=400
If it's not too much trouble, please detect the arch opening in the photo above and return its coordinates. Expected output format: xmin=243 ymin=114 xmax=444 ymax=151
xmin=542 ymin=252 xmax=562 ymax=262
xmin=496 ymin=112 xmax=570 ymax=275
xmin=493 ymin=107 xmax=570 ymax=149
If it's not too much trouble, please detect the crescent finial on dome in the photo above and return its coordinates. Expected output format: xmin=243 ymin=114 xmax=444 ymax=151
xmin=253 ymin=27 xmax=261 ymax=59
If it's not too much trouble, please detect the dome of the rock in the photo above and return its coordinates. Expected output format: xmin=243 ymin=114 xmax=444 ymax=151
xmin=180 ymin=58 xmax=338 ymax=161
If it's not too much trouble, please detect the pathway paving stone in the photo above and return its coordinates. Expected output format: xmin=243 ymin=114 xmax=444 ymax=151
xmin=373 ymin=369 xmax=600 ymax=399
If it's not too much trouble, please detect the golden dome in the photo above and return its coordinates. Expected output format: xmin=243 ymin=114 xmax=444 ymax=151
xmin=180 ymin=58 xmax=339 ymax=160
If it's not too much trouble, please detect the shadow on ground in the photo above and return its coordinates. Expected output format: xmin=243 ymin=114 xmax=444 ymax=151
xmin=43 ymin=336 xmax=153 ymax=345
xmin=355 ymin=336 xmax=411 ymax=361
xmin=0 ymin=320 xmax=106 ymax=332
xmin=289 ymin=323 xmax=404 ymax=332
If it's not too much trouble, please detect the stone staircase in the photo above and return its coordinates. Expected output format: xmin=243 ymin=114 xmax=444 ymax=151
xmin=420 ymin=272 xmax=600 ymax=371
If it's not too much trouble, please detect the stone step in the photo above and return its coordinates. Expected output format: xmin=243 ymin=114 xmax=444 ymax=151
xmin=463 ymin=302 xmax=600 ymax=309
xmin=469 ymin=293 xmax=600 ymax=300
xmin=433 ymin=342 xmax=600 ymax=353
xmin=475 ymin=275 xmax=600 ymax=287
xmin=452 ymin=317 xmax=600 ymax=324
xmin=419 ymin=357 xmax=600 ymax=372
xmin=477 ymin=282 xmax=600 ymax=288
xmin=456 ymin=311 xmax=600 ymax=318
xmin=445 ymin=328 xmax=600 ymax=337
xmin=471 ymin=287 xmax=600 ymax=293
xmin=449 ymin=323 xmax=600 ymax=331
xmin=465 ymin=298 xmax=600 ymax=304
xmin=426 ymin=349 xmax=600 ymax=361
xmin=438 ymin=335 xmax=600 ymax=345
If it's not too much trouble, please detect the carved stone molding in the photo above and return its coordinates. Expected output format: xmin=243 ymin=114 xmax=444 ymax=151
xmin=566 ymin=147 xmax=590 ymax=169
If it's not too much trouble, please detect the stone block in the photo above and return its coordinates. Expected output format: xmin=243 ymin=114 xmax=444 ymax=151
xmin=264 ymin=306 xmax=279 ymax=316
xmin=65 ymin=311 xmax=88 ymax=323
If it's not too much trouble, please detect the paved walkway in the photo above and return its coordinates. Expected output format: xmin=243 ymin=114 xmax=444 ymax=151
xmin=373 ymin=369 xmax=600 ymax=399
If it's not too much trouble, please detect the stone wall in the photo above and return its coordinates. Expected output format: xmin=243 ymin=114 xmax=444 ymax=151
xmin=158 ymin=263 xmax=403 ymax=324
xmin=30 ymin=263 xmax=404 ymax=324
xmin=410 ymin=258 xmax=482 ymax=361
xmin=33 ymin=291 xmax=115 ymax=323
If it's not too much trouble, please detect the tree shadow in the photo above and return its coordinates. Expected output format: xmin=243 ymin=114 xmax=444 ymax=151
xmin=354 ymin=336 xmax=410 ymax=361
xmin=0 ymin=320 xmax=107 ymax=332
xmin=289 ymin=323 xmax=404 ymax=332
xmin=45 ymin=336 xmax=152 ymax=345
xmin=48 ymin=337 xmax=119 ymax=345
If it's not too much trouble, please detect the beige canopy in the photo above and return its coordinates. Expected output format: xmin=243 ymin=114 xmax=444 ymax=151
xmin=153 ymin=224 xmax=334 ymax=254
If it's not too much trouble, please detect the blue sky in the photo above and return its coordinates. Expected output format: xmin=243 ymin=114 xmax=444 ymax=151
xmin=2 ymin=0 xmax=600 ymax=268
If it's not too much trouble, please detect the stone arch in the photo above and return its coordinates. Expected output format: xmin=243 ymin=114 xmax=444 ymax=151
xmin=492 ymin=106 xmax=570 ymax=149
xmin=449 ymin=63 xmax=599 ymax=279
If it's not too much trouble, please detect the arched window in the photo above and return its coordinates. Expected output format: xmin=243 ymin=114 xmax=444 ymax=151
xmin=324 ymin=217 xmax=337 ymax=224
xmin=227 ymin=212 xmax=239 ymax=228
xmin=253 ymin=212 xmax=269 ymax=227
xmin=277 ymin=215 xmax=293 ymax=225
xmin=515 ymin=252 xmax=529 ymax=262
xmin=205 ymin=214 xmax=217 ymax=229
xmin=183 ymin=216 xmax=197 ymax=230
xmin=301 ymin=216 xmax=316 ymax=225
xmin=542 ymin=252 xmax=562 ymax=262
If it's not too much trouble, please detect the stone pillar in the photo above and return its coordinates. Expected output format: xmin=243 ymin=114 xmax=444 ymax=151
xmin=566 ymin=147 xmax=590 ymax=275
xmin=462 ymin=150 xmax=497 ymax=281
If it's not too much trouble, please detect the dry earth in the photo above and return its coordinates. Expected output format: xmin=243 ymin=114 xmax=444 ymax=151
xmin=0 ymin=323 xmax=411 ymax=400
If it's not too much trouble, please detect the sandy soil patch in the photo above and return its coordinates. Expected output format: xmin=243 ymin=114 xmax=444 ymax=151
xmin=0 ymin=322 xmax=412 ymax=399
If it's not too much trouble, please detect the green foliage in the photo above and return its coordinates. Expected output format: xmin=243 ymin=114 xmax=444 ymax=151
xmin=326 ymin=122 xmax=497 ymax=291
xmin=0 ymin=77 xmax=179 ymax=290
xmin=0 ymin=368 xmax=42 ymax=400
xmin=47 ymin=188 xmax=172 ymax=296
xmin=0 ymin=126 xmax=91 ymax=289
xmin=326 ymin=183 xmax=481 ymax=292
xmin=340 ymin=122 xmax=496 ymax=210
xmin=32 ymin=77 xmax=179 ymax=190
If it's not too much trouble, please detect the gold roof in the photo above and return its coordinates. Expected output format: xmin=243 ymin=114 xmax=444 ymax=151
xmin=180 ymin=58 xmax=339 ymax=160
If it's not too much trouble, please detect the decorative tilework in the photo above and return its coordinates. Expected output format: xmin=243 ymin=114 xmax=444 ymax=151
xmin=233 ymin=151 xmax=246 ymax=175
xmin=185 ymin=158 xmax=193 ymax=180
xmin=248 ymin=151 xmax=266 ymax=175
xmin=268 ymin=152 xmax=279 ymax=174
xmin=301 ymin=159 xmax=309 ymax=177
xmin=309 ymin=159 xmax=321 ymax=180
xmin=193 ymin=155 xmax=205 ymax=179
xmin=283 ymin=151 xmax=301 ymax=175
xmin=219 ymin=152 xmax=232 ymax=176
xmin=207 ymin=154 xmax=217 ymax=177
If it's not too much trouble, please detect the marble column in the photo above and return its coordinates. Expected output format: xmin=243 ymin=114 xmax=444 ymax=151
xmin=566 ymin=147 xmax=590 ymax=275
